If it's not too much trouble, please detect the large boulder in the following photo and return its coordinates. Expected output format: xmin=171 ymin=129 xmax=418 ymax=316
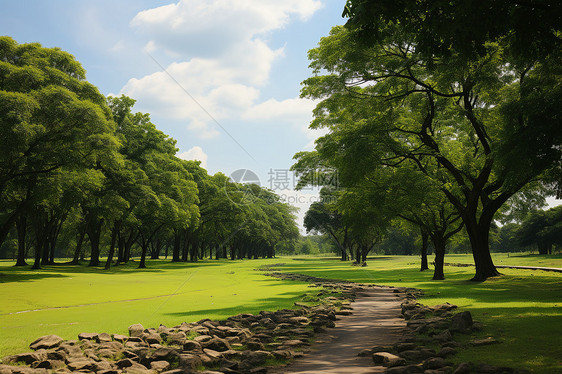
xmin=29 ymin=335 xmax=63 ymax=350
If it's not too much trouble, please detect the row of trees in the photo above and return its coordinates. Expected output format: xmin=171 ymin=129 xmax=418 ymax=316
xmin=0 ymin=37 xmax=299 ymax=269
xmin=293 ymin=1 xmax=561 ymax=280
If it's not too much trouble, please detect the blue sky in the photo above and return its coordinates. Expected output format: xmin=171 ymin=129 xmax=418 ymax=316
xmin=0 ymin=0 xmax=348 ymax=228
xmin=1 ymin=0 xmax=558 ymax=228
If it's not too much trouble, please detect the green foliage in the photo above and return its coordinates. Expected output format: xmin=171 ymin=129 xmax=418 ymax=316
xmin=517 ymin=206 xmax=562 ymax=254
xmin=296 ymin=9 xmax=561 ymax=279
xmin=0 ymin=39 xmax=299 ymax=267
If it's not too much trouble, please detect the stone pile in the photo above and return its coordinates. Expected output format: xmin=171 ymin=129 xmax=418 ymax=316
xmin=0 ymin=275 xmax=357 ymax=374
xmin=364 ymin=290 xmax=528 ymax=374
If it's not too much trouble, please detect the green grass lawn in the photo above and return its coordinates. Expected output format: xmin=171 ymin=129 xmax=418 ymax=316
xmin=0 ymin=259 xmax=315 ymax=358
xmin=278 ymin=253 xmax=562 ymax=374
xmin=1 ymin=253 xmax=560 ymax=373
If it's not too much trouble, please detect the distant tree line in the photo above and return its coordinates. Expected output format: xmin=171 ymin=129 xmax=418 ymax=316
xmin=0 ymin=37 xmax=299 ymax=268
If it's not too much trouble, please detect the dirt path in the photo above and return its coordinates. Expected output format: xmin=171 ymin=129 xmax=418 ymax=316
xmin=273 ymin=287 xmax=407 ymax=374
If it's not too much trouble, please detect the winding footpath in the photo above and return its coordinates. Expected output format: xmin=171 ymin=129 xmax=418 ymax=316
xmin=274 ymin=287 xmax=408 ymax=374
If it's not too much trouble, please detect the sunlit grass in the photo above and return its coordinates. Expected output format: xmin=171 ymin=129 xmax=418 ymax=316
xmin=0 ymin=258 xmax=314 ymax=357
xmin=1 ymin=253 xmax=560 ymax=373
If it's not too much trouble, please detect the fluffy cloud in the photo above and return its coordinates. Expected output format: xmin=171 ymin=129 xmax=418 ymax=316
xmin=131 ymin=0 xmax=322 ymax=58
xmin=121 ymin=0 xmax=322 ymax=138
xmin=243 ymin=97 xmax=327 ymax=148
xmin=178 ymin=146 xmax=208 ymax=168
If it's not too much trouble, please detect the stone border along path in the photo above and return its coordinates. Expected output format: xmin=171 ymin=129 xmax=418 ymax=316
xmin=0 ymin=268 xmax=530 ymax=374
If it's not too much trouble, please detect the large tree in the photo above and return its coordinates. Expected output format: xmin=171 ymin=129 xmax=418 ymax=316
xmin=0 ymin=37 xmax=118 ymax=261
xmin=300 ymin=22 xmax=561 ymax=280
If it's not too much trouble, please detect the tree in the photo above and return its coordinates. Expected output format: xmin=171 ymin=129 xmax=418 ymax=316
xmin=342 ymin=0 xmax=561 ymax=62
xmin=0 ymin=37 xmax=118 ymax=266
xmin=302 ymin=189 xmax=349 ymax=261
xmin=299 ymin=24 xmax=562 ymax=280
xmin=518 ymin=206 xmax=562 ymax=254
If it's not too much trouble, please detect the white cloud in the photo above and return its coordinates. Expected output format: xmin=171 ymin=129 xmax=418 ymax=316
xmin=121 ymin=0 xmax=322 ymax=138
xmin=130 ymin=0 xmax=322 ymax=58
xmin=243 ymin=97 xmax=327 ymax=149
xmin=178 ymin=146 xmax=208 ymax=168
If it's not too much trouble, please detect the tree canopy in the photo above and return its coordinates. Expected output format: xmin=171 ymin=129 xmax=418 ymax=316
xmin=295 ymin=2 xmax=561 ymax=280
xmin=0 ymin=37 xmax=300 ymax=268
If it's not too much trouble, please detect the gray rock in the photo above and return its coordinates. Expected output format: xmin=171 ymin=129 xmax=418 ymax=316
xmin=178 ymin=353 xmax=202 ymax=369
xmin=150 ymin=360 xmax=170 ymax=371
xmin=400 ymin=350 xmax=425 ymax=362
xmin=422 ymin=357 xmax=447 ymax=370
xmin=450 ymin=311 xmax=473 ymax=333
xmin=385 ymin=365 xmax=424 ymax=374
xmin=115 ymin=358 xmax=135 ymax=368
xmin=112 ymin=334 xmax=129 ymax=343
xmin=452 ymin=362 xmax=473 ymax=374
xmin=432 ymin=329 xmax=453 ymax=343
xmin=471 ymin=337 xmax=499 ymax=346
xmin=66 ymin=359 xmax=96 ymax=371
xmin=141 ymin=332 xmax=162 ymax=344
xmin=166 ymin=332 xmax=186 ymax=346
xmin=78 ymin=333 xmax=98 ymax=341
xmin=183 ymin=340 xmax=202 ymax=352
xmin=5 ymin=352 xmax=46 ymax=365
xmin=128 ymin=324 xmax=144 ymax=338
xmin=123 ymin=361 xmax=151 ymax=373
xmin=96 ymin=333 xmax=112 ymax=343
xmin=151 ymin=347 xmax=179 ymax=362
xmin=372 ymin=352 xmax=406 ymax=367
xmin=437 ymin=347 xmax=457 ymax=358
xmin=202 ymin=336 xmax=230 ymax=352
xmin=29 ymin=335 xmax=63 ymax=350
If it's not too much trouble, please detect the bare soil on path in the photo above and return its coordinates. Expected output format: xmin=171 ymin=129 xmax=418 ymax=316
xmin=273 ymin=287 xmax=408 ymax=374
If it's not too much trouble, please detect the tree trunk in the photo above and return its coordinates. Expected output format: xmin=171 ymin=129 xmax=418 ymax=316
xmin=41 ymin=218 xmax=51 ymax=265
xmin=149 ymin=238 xmax=161 ymax=260
xmin=432 ymin=237 xmax=446 ymax=280
xmin=87 ymin=218 xmax=104 ymax=267
xmin=464 ymin=216 xmax=500 ymax=281
xmin=32 ymin=242 xmax=42 ymax=269
xmin=138 ymin=241 xmax=148 ymax=269
xmin=172 ymin=233 xmax=181 ymax=262
xmin=15 ymin=214 xmax=27 ymax=266
xmin=116 ymin=231 xmax=124 ymax=263
xmin=104 ymin=223 xmax=119 ymax=270
xmin=420 ymin=230 xmax=429 ymax=271
xmin=71 ymin=227 xmax=86 ymax=265
xmin=0 ymin=210 xmax=18 ymax=250
xmin=31 ymin=213 xmax=47 ymax=270
xmin=537 ymin=241 xmax=552 ymax=255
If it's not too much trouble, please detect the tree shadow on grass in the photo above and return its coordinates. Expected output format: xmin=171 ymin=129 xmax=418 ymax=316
xmin=0 ymin=259 xmax=226 ymax=283
xmin=272 ymin=260 xmax=562 ymax=305
xmin=163 ymin=292 xmax=308 ymax=321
